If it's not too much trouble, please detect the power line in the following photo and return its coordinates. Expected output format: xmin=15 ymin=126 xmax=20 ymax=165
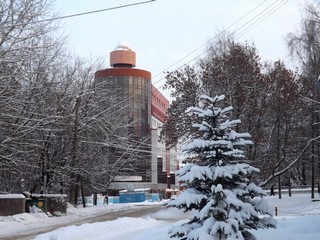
xmin=150 ymin=0 xmax=289 ymax=95
xmin=151 ymin=0 xmax=269 ymax=82
xmin=181 ymin=0 xmax=288 ymax=70
xmin=36 ymin=0 xmax=156 ymax=23
xmin=2 ymin=1 xmax=288 ymax=132
xmin=79 ymin=139 xmax=183 ymax=156
xmin=1 ymin=1 xmax=289 ymax=156
xmin=235 ymin=0 xmax=288 ymax=40
xmin=8 ymin=0 xmax=287 ymax=108
xmin=152 ymin=0 xmax=288 ymax=86
xmin=97 ymin=0 xmax=288 ymax=115
xmin=44 ymin=0 xmax=285 ymax=118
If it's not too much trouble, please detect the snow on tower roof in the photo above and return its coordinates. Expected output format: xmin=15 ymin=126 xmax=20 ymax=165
xmin=115 ymin=42 xmax=133 ymax=51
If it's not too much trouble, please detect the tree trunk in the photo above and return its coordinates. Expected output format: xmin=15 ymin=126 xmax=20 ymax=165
xmin=74 ymin=175 xmax=80 ymax=206
xmin=70 ymin=96 xmax=81 ymax=205
xmin=288 ymin=177 xmax=292 ymax=197
xmin=278 ymin=176 xmax=282 ymax=199
xmin=302 ymin=162 xmax=306 ymax=185
xmin=277 ymin=118 xmax=281 ymax=199
xmin=81 ymin=181 xmax=86 ymax=208
xmin=311 ymin=159 xmax=315 ymax=199
xmin=93 ymin=193 xmax=98 ymax=206
xmin=311 ymin=109 xmax=315 ymax=199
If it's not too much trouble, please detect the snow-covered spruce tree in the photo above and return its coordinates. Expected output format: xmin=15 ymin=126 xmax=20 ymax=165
xmin=168 ymin=94 xmax=276 ymax=240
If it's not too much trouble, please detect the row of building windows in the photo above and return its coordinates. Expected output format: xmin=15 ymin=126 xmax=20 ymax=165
xmin=152 ymin=95 xmax=166 ymax=109
xmin=151 ymin=104 xmax=166 ymax=123
xmin=95 ymin=75 xmax=151 ymax=142
xmin=151 ymin=86 xmax=169 ymax=111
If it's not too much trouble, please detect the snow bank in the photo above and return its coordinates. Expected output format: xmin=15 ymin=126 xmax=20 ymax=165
xmin=0 ymin=203 xmax=135 ymax=238
xmin=253 ymin=215 xmax=320 ymax=240
xmin=1 ymin=194 xmax=320 ymax=240
xmin=34 ymin=217 xmax=163 ymax=240
xmin=33 ymin=213 xmax=320 ymax=240
xmin=149 ymin=207 xmax=197 ymax=221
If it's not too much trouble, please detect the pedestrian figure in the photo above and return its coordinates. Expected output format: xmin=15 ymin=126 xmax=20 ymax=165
xmin=104 ymin=195 xmax=108 ymax=204
xmin=270 ymin=185 xmax=275 ymax=196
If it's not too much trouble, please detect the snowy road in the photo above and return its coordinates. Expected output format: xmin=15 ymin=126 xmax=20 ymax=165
xmin=1 ymin=205 xmax=164 ymax=240
xmin=1 ymin=194 xmax=320 ymax=240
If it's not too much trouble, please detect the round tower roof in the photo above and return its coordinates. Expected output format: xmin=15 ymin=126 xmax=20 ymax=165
xmin=110 ymin=42 xmax=136 ymax=68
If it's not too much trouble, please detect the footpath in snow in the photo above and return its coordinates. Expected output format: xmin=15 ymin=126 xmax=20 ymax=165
xmin=0 ymin=194 xmax=319 ymax=240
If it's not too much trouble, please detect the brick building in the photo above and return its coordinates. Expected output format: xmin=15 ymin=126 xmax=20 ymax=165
xmin=95 ymin=43 xmax=177 ymax=191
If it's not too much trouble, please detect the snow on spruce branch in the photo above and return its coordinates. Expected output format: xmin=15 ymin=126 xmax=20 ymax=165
xmin=167 ymin=93 xmax=275 ymax=240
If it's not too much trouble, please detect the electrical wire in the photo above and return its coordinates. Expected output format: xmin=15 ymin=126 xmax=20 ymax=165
xmin=150 ymin=0 xmax=289 ymax=95
xmin=7 ymin=0 xmax=286 ymax=117
xmin=183 ymin=0 xmax=288 ymax=69
xmin=152 ymin=0 xmax=286 ymax=85
xmin=95 ymin=0 xmax=289 ymax=115
xmin=235 ymin=0 xmax=289 ymax=40
xmin=151 ymin=0 xmax=269 ymax=82
xmin=79 ymin=139 xmax=181 ymax=156
xmin=1 ymin=0 xmax=289 ymax=157
xmin=1 ymin=0 xmax=288 ymax=139
xmin=35 ymin=0 xmax=156 ymax=23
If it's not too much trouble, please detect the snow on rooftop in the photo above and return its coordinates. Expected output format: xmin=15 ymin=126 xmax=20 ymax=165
xmin=114 ymin=42 xmax=133 ymax=51
xmin=0 ymin=194 xmax=25 ymax=199
xmin=119 ymin=188 xmax=150 ymax=193
xmin=31 ymin=194 xmax=67 ymax=198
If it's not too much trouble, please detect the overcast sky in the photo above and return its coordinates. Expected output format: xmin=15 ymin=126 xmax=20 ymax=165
xmin=54 ymin=0 xmax=307 ymax=98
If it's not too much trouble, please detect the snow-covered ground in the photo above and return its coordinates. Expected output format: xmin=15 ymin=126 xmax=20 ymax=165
xmin=1 ymin=193 xmax=320 ymax=240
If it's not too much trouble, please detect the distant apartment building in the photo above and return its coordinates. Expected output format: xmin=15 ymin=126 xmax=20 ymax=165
xmin=151 ymin=85 xmax=177 ymax=187
xmin=94 ymin=43 xmax=177 ymax=191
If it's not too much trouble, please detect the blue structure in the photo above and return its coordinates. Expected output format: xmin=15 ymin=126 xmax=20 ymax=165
xmin=119 ymin=192 xmax=146 ymax=203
